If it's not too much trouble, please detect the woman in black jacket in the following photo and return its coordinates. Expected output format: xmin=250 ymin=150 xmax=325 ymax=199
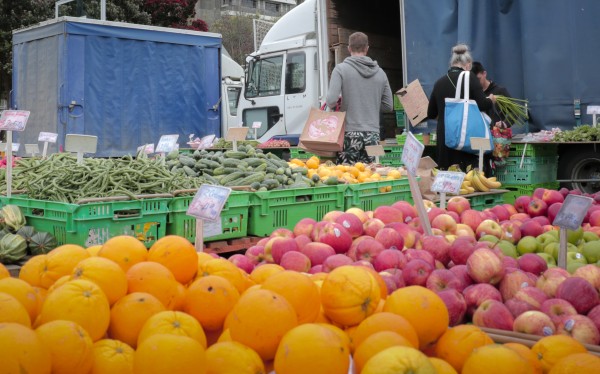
xmin=427 ymin=44 xmax=495 ymax=170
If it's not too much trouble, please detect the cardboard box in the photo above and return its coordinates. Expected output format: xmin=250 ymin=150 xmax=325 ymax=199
xmin=417 ymin=156 xmax=438 ymax=200
xmin=298 ymin=142 xmax=338 ymax=158
xmin=395 ymin=79 xmax=429 ymax=127
xmin=299 ymin=107 xmax=345 ymax=152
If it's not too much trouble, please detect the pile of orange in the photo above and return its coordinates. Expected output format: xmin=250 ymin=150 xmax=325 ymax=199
xmin=2 ymin=234 xmax=600 ymax=373
xmin=289 ymin=156 xmax=403 ymax=184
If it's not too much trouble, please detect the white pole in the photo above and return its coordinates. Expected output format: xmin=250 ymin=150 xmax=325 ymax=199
xmin=100 ymin=0 xmax=106 ymax=20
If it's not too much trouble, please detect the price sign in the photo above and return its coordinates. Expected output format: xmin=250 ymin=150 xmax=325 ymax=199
xmin=187 ymin=185 xmax=232 ymax=221
xmin=25 ymin=144 xmax=40 ymax=156
xmin=226 ymin=127 xmax=249 ymax=142
xmin=156 ymin=135 xmax=179 ymax=153
xmin=0 ymin=110 xmax=30 ymax=131
xmin=137 ymin=144 xmax=155 ymax=154
xmin=431 ymin=171 xmax=465 ymax=195
xmin=203 ymin=219 xmax=223 ymax=238
xmin=366 ymin=145 xmax=386 ymax=164
xmin=471 ymin=137 xmax=492 ymax=171
xmin=401 ymin=132 xmax=425 ymax=176
xmin=65 ymin=134 xmax=98 ymax=164
xmin=586 ymin=106 xmax=600 ymax=115
xmin=38 ymin=132 xmax=58 ymax=143
xmin=553 ymin=195 xmax=593 ymax=231
xmin=252 ymin=121 xmax=262 ymax=129
xmin=0 ymin=143 xmax=20 ymax=152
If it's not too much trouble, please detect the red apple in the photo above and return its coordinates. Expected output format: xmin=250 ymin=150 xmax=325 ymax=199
xmin=589 ymin=210 xmax=600 ymax=227
xmin=228 ymin=254 xmax=255 ymax=274
xmin=514 ymin=195 xmax=532 ymax=213
xmin=373 ymin=205 xmax=404 ymax=224
xmin=540 ymin=298 xmax=578 ymax=326
xmin=573 ymin=264 xmax=600 ymax=291
xmin=322 ymin=210 xmax=344 ymax=223
xmin=300 ymin=242 xmax=335 ymax=266
xmin=345 ymin=207 xmax=370 ymax=224
xmin=505 ymin=298 xmax=536 ymax=318
xmin=513 ymin=311 xmax=555 ymax=336
xmin=455 ymin=223 xmax=476 ymax=238
xmin=519 ymin=220 xmax=544 ymax=238
xmin=541 ymin=188 xmax=565 ymax=206
xmin=293 ymin=234 xmax=312 ymax=250
xmin=460 ymin=209 xmax=484 ymax=232
xmin=449 ymin=264 xmax=474 ymax=292
xmin=449 ymin=236 xmax=477 ymax=265
xmin=310 ymin=221 xmax=329 ymax=241
xmin=532 ymin=216 xmax=551 ymax=226
xmin=500 ymin=221 xmax=522 ymax=244
xmin=293 ymin=217 xmax=317 ymax=237
xmin=427 ymin=207 xmax=446 ymax=223
xmin=354 ymin=237 xmax=385 ymax=263
xmin=587 ymin=305 xmax=600 ymax=333
xmin=407 ymin=217 xmax=424 ymax=235
xmin=557 ymin=314 xmax=600 ymax=345
xmin=526 ymin=198 xmax=548 ymax=217
xmin=472 ymin=299 xmax=515 ymax=331
xmin=503 ymin=204 xmax=518 ymax=216
xmin=257 ymin=237 xmax=270 ymax=247
xmin=402 ymin=258 xmax=434 ymax=286
xmin=437 ymin=289 xmax=467 ymax=326
xmin=363 ymin=218 xmax=385 ymax=237
xmin=510 ymin=213 xmax=531 ymax=223
xmin=374 ymin=227 xmax=405 ymax=250
xmin=536 ymin=268 xmax=570 ymax=298
xmin=421 ymin=234 xmax=452 ymax=266
xmin=280 ymin=251 xmax=311 ymax=272
xmin=373 ymin=249 xmax=407 ymax=272
xmin=387 ymin=222 xmax=419 ymax=249
xmin=514 ymin=286 xmax=548 ymax=310
xmin=517 ymin=253 xmax=548 ymax=276
xmin=475 ymin=220 xmax=504 ymax=240
xmin=352 ymin=260 xmax=374 ymax=270
xmin=463 ymin=283 xmax=502 ymax=316
xmin=447 ymin=196 xmax=471 ymax=215
xmin=380 ymin=268 xmax=405 ymax=290
xmin=308 ymin=265 xmax=323 ymax=274
xmin=402 ymin=248 xmax=436 ymax=268
xmin=335 ymin=213 xmax=364 ymax=238
xmin=391 ymin=201 xmax=418 ymax=223
xmin=316 ymin=222 xmax=353 ymax=254
xmin=533 ymin=187 xmax=546 ymax=200
xmin=481 ymin=209 xmax=499 ymax=222
xmin=245 ymin=245 xmax=265 ymax=264
xmin=548 ymin=202 xmax=563 ymax=225
xmin=270 ymin=228 xmax=294 ymax=238
xmin=499 ymin=269 xmax=532 ymax=301
xmin=502 ymin=255 xmax=519 ymax=269
xmin=431 ymin=214 xmax=458 ymax=235
xmin=556 ymin=276 xmax=600 ymax=314
xmin=426 ymin=269 xmax=461 ymax=292
xmin=321 ymin=254 xmax=353 ymax=272
xmin=466 ymin=248 xmax=505 ymax=285
xmin=490 ymin=205 xmax=511 ymax=222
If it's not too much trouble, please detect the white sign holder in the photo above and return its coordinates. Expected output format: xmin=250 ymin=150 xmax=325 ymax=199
xmin=137 ymin=143 xmax=155 ymax=155
xmin=186 ymin=185 xmax=232 ymax=252
xmin=587 ymin=105 xmax=600 ymax=127
xmin=226 ymin=127 xmax=249 ymax=152
xmin=0 ymin=110 xmax=31 ymax=197
xmin=252 ymin=121 xmax=262 ymax=141
xmin=470 ymin=137 xmax=492 ymax=171
xmin=431 ymin=171 xmax=466 ymax=210
xmin=401 ymin=132 xmax=432 ymax=235
xmin=38 ymin=132 xmax=58 ymax=158
xmin=65 ymin=134 xmax=98 ymax=164
xmin=365 ymin=145 xmax=385 ymax=164
xmin=552 ymin=195 xmax=593 ymax=269
xmin=25 ymin=144 xmax=40 ymax=157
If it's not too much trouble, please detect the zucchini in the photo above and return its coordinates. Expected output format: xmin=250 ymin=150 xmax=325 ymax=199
xmin=182 ymin=166 xmax=197 ymax=177
xmin=222 ymin=158 xmax=244 ymax=168
xmin=232 ymin=172 xmax=266 ymax=186
xmin=219 ymin=171 xmax=246 ymax=185
xmin=246 ymin=158 xmax=266 ymax=167
xmin=224 ymin=150 xmax=248 ymax=159
xmin=253 ymin=163 xmax=267 ymax=172
xmin=166 ymin=149 xmax=179 ymax=161
xmin=179 ymin=155 xmax=196 ymax=168
xmin=198 ymin=159 xmax=221 ymax=169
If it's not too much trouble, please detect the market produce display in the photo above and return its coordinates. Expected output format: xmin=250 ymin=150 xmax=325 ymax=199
xmin=460 ymin=169 xmax=502 ymax=194
xmin=552 ymin=124 xmax=600 ymax=142
xmin=257 ymin=138 xmax=292 ymax=148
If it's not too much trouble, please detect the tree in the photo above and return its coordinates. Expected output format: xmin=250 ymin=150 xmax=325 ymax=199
xmin=144 ymin=0 xmax=207 ymax=31
xmin=211 ymin=13 xmax=256 ymax=65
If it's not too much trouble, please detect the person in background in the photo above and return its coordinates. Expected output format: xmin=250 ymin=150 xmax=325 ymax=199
xmin=471 ymin=61 xmax=511 ymax=126
xmin=427 ymin=44 xmax=495 ymax=171
xmin=326 ymin=32 xmax=393 ymax=165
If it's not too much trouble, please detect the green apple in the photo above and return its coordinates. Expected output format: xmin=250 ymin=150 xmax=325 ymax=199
xmin=536 ymin=233 xmax=558 ymax=251
xmin=479 ymin=235 xmax=500 ymax=245
xmin=517 ymin=236 xmax=540 ymax=256
xmin=544 ymin=230 xmax=559 ymax=240
xmin=567 ymin=227 xmax=584 ymax=245
xmin=543 ymin=242 xmax=559 ymax=260
xmin=582 ymin=231 xmax=600 ymax=243
xmin=497 ymin=240 xmax=518 ymax=258
xmin=566 ymin=251 xmax=588 ymax=265
xmin=536 ymin=252 xmax=556 ymax=267
xmin=567 ymin=243 xmax=581 ymax=253
xmin=582 ymin=240 xmax=600 ymax=263
xmin=567 ymin=261 xmax=586 ymax=274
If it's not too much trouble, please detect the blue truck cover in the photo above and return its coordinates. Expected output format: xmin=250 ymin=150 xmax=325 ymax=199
xmin=403 ymin=0 xmax=600 ymax=132
xmin=12 ymin=17 xmax=221 ymax=157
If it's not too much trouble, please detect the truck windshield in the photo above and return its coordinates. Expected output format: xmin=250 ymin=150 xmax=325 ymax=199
xmin=245 ymin=55 xmax=283 ymax=98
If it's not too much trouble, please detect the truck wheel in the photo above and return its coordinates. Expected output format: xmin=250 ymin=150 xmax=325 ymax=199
xmin=558 ymin=150 xmax=600 ymax=193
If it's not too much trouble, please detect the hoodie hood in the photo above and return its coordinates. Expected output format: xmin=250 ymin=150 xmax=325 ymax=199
xmin=344 ymin=56 xmax=380 ymax=78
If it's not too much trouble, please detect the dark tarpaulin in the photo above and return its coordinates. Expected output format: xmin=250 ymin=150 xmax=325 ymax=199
xmin=403 ymin=0 xmax=600 ymax=132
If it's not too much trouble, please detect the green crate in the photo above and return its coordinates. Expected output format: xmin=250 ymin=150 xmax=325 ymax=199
xmin=167 ymin=191 xmax=250 ymax=243
xmin=0 ymin=196 xmax=170 ymax=248
xmin=395 ymin=110 xmax=405 ymax=128
xmin=393 ymin=94 xmax=404 ymax=111
xmin=380 ymin=145 xmax=404 ymax=166
xmin=503 ymin=182 xmax=560 ymax=204
xmin=496 ymin=156 xmax=558 ymax=184
xmin=290 ymin=147 xmax=315 ymax=160
xmin=469 ymin=191 xmax=505 ymax=211
xmin=396 ymin=133 xmax=423 ymax=145
xmin=248 ymin=185 xmax=346 ymax=236
xmin=344 ymin=179 xmax=412 ymax=211
xmin=509 ymin=143 xmax=558 ymax=157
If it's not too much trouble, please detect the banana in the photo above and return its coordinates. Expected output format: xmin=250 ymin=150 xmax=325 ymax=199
xmin=488 ymin=176 xmax=497 ymax=182
xmin=467 ymin=186 xmax=475 ymax=193
xmin=460 ymin=188 xmax=469 ymax=195
xmin=465 ymin=170 xmax=474 ymax=182
xmin=462 ymin=180 xmax=472 ymax=188
xmin=471 ymin=171 xmax=490 ymax=192
xmin=478 ymin=173 xmax=502 ymax=189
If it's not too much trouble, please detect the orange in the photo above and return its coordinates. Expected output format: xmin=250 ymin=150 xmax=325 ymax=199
xmin=98 ymin=235 xmax=148 ymax=272
xmin=361 ymin=345 xmax=436 ymax=374
xmin=429 ymin=357 xmax=458 ymax=374
xmin=531 ymin=335 xmax=587 ymax=373
xmin=462 ymin=344 xmax=533 ymax=374
xmin=434 ymin=324 xmax=494 ymax=372
xmin=36 ymin=320 xmax=94 ymax=374
xmin=126 ymin=261 xmax=180 ymax=309
xmin=133 ymin=334 xmax=206 ymax=374
xmin=86 ymin=245 xmax=103 ymax=256
xmin=0 ymin=263 xmax=9 ymax=279
xmin=227 ymin=288 xmax=298 ymax=361
xmin=352 ymin=312 xmax=419 ymax=351
xmin=0 ymin=322 xmax=51 ymax=373
xmin=0 ymin=291 xmax=31 ymax=327
xmin=504 ymin=342 xmax=543 ymax=374
xmin=353 ymin=331 xmax=414 ymax=372
xmin=71 ymin=256 xmax=128 ymax=305
xmin=39 ymin=244 xmax=90 ymax=289
xmin=32 ymin=287 xmax=47 ymax=318
xmin=306 ymin=156 xmax=320 ymax=169
xmin=46 ymin=274 xmax=70 ymax=294
xmin=183 ymin=275 xmax=240 ymax=332
xmin=206 ymin=341 xmax=265 ymax=374
xmin=0 ymin=277 xmax=38 ymax=322
xmin=217 ymin=328 xmax=232 ymax=343
xmin=91 ymin=339 xmax=135 ymax=374
xmin=197 ymin=252 xmax=216 ymax=267
xmin=137 ymin=311 xmax=206 ymax=348
xmin=549 ymin=352 xmax=600 ymax=374
xmin=197 ymin=258 xmax=246 ymax=293
xmin=274 ymin=323 xmax=350 ymax=374
xmin=18 ymin=254 xmax=47 ymax=287
xmin=148 ymin=235 xmax=198 ymax=284
xmin=320 ymin=265 xmax=381 ymax=327
xmin=37 ymin=279 xmax=110 ymax=341
xmin=261 ymin=271 xmax=320 ymax=324
xmin=250 ymin=263 xmax=285 ymax=284
xmin=383 ymin=286 xmax=449 ymax=350
xmin=318 ymin=323 xmax=352 ymax=352
xmin=363 ymin=266 xmax=389 ymax=300
xmin=108 ymin=292 xmax=166 ymax=348
xmin=171 ymin=282 xmax=187 ymax=311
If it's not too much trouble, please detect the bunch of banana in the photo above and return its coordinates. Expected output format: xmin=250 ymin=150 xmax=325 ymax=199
xmin=467 ymin=169 xmax=502 ymax=192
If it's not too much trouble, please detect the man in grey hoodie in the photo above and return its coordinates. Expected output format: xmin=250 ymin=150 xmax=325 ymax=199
xmin=326 ymin=32 xmax=393 ymax=164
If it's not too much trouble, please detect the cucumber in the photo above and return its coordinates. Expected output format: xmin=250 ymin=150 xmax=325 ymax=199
xmin=219 ymin=171 xmax=246 ymax=185
xmin=224 ymin=150 xmax=248 ymax=159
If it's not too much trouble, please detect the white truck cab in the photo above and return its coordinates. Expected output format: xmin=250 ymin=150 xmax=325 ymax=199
xmin=221 ymin=52 xmax=244 ymax=132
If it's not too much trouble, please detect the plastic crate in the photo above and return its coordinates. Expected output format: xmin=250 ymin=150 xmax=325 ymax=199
xmin=496 ymin=156 xmax=558 ymax=184
xmin=393 ymin=94 xmax=404 ymax=111
xmin=248 ymin=185 xmax=346 ymax=236
xmin=167 ymin=191 xmax=250 ymax=243
xmin=289 ymin=147 xmax=315 ymax=160
xmin=503 ymin=182 xmax=560 ymax=204
xmin=380 ymin=145 xmax=404 ymax=166
xmin=396 ymin=133 xmax=423 ymax=145
xmin=344 ymin=179 xmax=412 ymax=211
xmin=468 ymin=191 xmax=505 ymax=211
xmin=509 ymin=143 xmax=558 ymax=158
xmin=0 ymin=196 xmax=170 ymax=247
xmin=395 ymin=110 xmax=405 ymax=128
